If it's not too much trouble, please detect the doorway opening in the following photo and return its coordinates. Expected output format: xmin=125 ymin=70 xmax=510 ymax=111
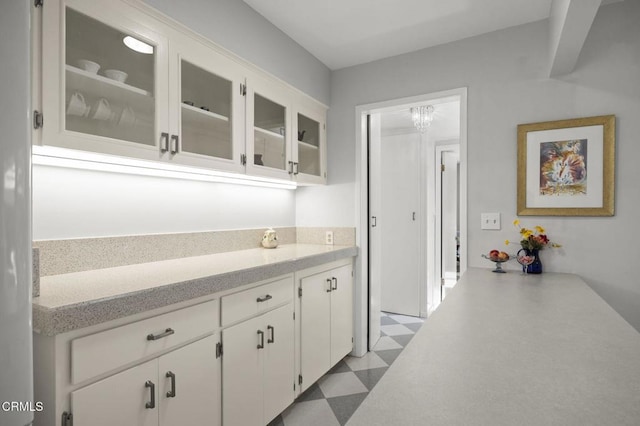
xmin=353 ymin=88 xmax=467 ymax=354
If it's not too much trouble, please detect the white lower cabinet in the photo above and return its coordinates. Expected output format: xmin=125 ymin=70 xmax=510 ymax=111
xmin=222 ymin=291 xmax=295 ymax=425
xmin=71 ymin=334 xmax=220 ymax=426
xmin=298 ymin=261 xmax=353 ymax=392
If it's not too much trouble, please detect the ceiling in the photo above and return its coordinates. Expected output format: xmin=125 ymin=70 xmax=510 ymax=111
xmin=381 ymin=100 xmax=460 ymax=140
xmin=242 ymin=0 xmax=554 ymax=70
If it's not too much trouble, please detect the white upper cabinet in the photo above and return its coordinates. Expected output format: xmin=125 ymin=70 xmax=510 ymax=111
xmin=42 ymin=0 xmax=169 ymax=161
xmin=38 ymin=0 xmax=326 ymax=183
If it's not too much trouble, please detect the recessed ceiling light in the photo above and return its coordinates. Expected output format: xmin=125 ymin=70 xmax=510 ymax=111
xmin=123 ymin=36 xmax=153 ymax=54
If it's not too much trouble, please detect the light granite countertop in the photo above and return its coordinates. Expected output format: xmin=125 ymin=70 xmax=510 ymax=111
xmin=348 ymin=268 xmax=640 ymax=425
xmin=33 ymin=243 xmax=357 ymax=336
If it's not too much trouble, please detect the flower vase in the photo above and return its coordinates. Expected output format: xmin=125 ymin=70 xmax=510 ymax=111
xmin=524 ymin=248 xmax=542 ymax=274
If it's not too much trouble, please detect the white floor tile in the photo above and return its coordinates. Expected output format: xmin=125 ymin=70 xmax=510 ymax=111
xmin=281 ymin=399 xmax=340 ymax=426
xmin=344 ymin=352 xmax=388 ymax=371
xmin=388 ymin=314 xmax=424 ymax=324
xmin=380 ymin=324 xmax=414 ymax=336
xmin=372 ymin=336 xmax=403 ymax=351
xmin=318 ymin=372 xmax=368 ymax=398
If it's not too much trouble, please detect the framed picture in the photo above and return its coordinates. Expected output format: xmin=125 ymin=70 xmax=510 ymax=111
xmin=517 ymin=115 xmax=615 ymax=216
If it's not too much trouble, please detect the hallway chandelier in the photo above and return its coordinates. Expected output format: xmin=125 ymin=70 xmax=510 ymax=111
xmin=410 ymin=105 xmax=434 ymax=132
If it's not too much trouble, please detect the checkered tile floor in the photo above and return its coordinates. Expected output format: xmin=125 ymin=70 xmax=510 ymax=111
xmin=268 ymin=312 xmax=424 ymax=426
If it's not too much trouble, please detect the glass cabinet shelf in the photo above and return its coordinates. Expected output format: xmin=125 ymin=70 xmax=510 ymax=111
xmin=66 ymin=64 xmax=152 ymax=98
xmin=298 ymin=140 xmax=319 ymax=150
xmin=254 ymin=126 xmax=284 ymax=140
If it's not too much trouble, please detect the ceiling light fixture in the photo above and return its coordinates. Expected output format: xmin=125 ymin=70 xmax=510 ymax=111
xmin=410 ymin=105 xmax=434 ymax=133
xmin=123 ymin=36 xmax=153 ymax=54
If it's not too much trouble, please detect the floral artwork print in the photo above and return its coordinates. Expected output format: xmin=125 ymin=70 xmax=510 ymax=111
xmin=539 ymin=139 xmax=587 ymax=196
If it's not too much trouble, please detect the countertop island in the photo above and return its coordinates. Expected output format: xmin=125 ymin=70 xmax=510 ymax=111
xmin=348 ymin=268 xmax=640 ymax=425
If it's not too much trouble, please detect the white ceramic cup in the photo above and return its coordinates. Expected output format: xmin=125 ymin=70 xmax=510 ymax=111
xmin=66 ymin=92 xmax=89 ymax=117
xmin=76 ymin=59 xmax=100 ymax=74
xmin=104 ymin=69 xmax=128 ymax=83
xmin=118 ymin=105 xmax=136 ymax=126
xmin=91 ymin=98 xmax=112 ymax=121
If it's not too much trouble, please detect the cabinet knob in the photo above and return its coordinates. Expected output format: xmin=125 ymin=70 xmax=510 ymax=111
xmin=267 ymin=325 xmax=275 ymax=344
xmin=147 ymin=328 xmax=175 ymax=341
xmin=145 ymin=380 xmax=156 ymax=409
xmin=166 ymin=371 xmax=176 ymax=398
xmin=257 ymin=330 xmax=265 ymax=349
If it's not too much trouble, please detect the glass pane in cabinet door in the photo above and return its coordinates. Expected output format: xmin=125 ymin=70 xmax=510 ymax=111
xmin=297 ymin=113 xmax=321 ymax=177
xmin=65 ymin=8 xmax=155 ymax=146
xmin=181 ymin=61 xmax=232 ymax=159
xmin=254 ymin=94 xmax=286 ymax=171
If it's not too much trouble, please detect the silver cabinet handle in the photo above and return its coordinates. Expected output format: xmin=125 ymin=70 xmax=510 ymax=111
xmin=170 ymin=134 xmax=180 ymax=154
xmin=257 ymin=330 xmax=264 ymax=349
xmin=160 ymin=132 xmax=169 ymax=153
xmin=293 ymin=162 xmax=299 ymax=175
xmin=256 ymin=294 xmax=273 ymax=303
xmin=166 ymin=371 xmax=176 ymax=398
xmin=145 ymin=381 xmax=155 ymax=409
xmin=372 ymin=216 xmax=377 ymax=227
xmin=288 ymin=161 xmax=294 ymax=174
xmin=332 ymin=277 xmax=338 ymax=291
xmin=267 ymin=325 xmax=275 ymax=343
xmin=147 ymin=328 xmax=175 ymax=341
xmin=326 ymin=278 xmax=332 ymax=293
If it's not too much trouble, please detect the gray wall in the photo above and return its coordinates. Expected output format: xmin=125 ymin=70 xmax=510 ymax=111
xmin=299 ymin=1 xmax=640 ymax=330
xmin=144 ymin=0 xmax=331 ymax=105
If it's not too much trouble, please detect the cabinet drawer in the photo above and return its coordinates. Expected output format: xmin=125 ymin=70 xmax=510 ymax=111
xmin=221 ymin=277 xmax=293 ymax=326
xmin=71 ymin=299 xmax=218 ymax=385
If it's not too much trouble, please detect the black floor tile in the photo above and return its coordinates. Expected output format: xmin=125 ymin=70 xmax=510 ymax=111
xmin=405 ymin=322 xmax=423 ymax=332
xmin=327 ymin=359 xmax=351 ymax=374
xmin=327 ymin=392 xmax=369 ymax=425
xmin=296 ymin=382 xmax=325 ymax=402
xmin=267 ymin=414 xmax=284 ymax=426
xmin=390 ymin=333 xmax=414 ymax=347
xmin=380 ymin=315 xmax=398 ymax=325
xmin=354 ymin=367 xmax=388 ymax=391
xmin=375 ymin=348 xmax=403 ymax=366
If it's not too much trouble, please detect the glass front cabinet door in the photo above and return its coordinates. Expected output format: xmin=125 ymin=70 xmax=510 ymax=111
xmin=168 ymin=33 xmax=245 ymax=172
xmin=292 ymin=99 xmax=327 ymax=185
xmin=42 ymin=0 xmax=169 ymax=160
xmin=245 ymin=75 xmax=293 ymax=181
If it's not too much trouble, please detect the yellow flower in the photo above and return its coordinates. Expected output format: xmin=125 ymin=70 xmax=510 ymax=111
xmin=535 ymin=225 xmax=545 ymax=234
xmin=505 ymin=239 xmax=510 ymax=245
xmin=522 ymin=230 xmax=533 ymax=238
xmin=513 ymin=219 xmax=520 ymax=226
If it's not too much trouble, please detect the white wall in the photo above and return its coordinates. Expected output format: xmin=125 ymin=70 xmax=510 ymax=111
xmin=143 ymin=0 xmax=331 ymax=105
xmin=33 ymin=165 xmax=295 ymax=240
xmin=299 ymin=1 xmax=640 ymax=330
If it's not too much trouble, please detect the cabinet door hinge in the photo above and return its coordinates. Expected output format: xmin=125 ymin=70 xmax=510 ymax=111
xmin=293 ymin=311 xmax=295 ymax=320
xmin=240 ymin=153 xmax=246 ymax=165
xmin=216 ymin=342 xmax=223 ymax=358
xmin=35 ymin=0 xmax=43 ymax=7
xmin=61 ymin=411 xmax=73 ymax=426
xmin=441 ymin=163 xmax=445 ymax=172
xmin=298 ymin=374 xmax=303 ymax=386
xmin=298 ymin=287 xmax=302 ymax=298
xmin=33 ymin=110 xmax=43 ymax=129
xmin=323 ymin=172 xmax=327 ymax=179
xmin=240 ymin=83 xmax=246 ymax=96
xmin=293 ymin=382 xmax=296 ymax=391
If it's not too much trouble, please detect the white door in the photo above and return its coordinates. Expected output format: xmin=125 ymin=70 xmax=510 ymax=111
xmin=435 ymin=145 xmax=460 ymax=300
xmin=330 ymin=265 xmax=354 ymax=365
xmin=368 ymin=114 xmax=382 ymax=349
xmin=222 ymin=316 xmax=263 ymax=426
xmin=378 ymin=131 xmax=421 ymax=316
xmin=262 ymin=305 xmax=295 ymax=424
xmin=159 ymin=335 xmax=220 ymax=426
xmin=300 ymin=272 xmax=332 ymax=391
xmin=71 ymin=359 xmax=158 ymax=426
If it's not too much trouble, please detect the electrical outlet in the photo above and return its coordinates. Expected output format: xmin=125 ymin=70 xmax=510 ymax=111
xmin=481 ymin=213 xmax=501 ymax=230
xmin=325 ymin=231 xmax=334 ymax=245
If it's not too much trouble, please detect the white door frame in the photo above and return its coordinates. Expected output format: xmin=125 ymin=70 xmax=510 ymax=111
xmin=353 ymin=87 xmax=467 ymax=356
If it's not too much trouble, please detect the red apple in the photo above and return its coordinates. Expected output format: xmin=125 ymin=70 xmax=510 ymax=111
xmin=489 ymin=249 xmax=500 ymax=258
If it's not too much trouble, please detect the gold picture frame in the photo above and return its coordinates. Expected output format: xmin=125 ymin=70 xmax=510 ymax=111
xmin=517 ymin=115 xmax=615 ymax=216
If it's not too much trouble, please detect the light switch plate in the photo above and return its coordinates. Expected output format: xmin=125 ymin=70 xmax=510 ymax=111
xmin=481 ymin=213 xmax=501 ymax=230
